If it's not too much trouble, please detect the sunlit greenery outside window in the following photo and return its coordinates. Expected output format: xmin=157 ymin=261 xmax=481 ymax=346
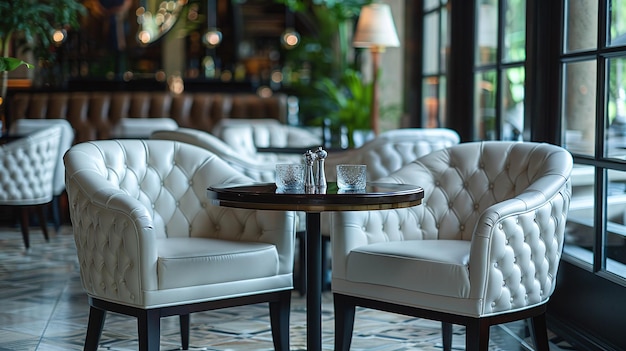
xmin=474 ymin=0 xmax=526 ymax=141
xmin=422 ymin=0 xmax=448 ymax=128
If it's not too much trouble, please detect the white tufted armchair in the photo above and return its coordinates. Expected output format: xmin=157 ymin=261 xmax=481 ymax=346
xmin=331 ymin=141 xmax=573 ymax=351
xmin=0 ymin=126 xmax=62 ymax=249
xmin=9 ymin=119 xmax=74 ymax=231
xmin=64 ymin=139 xmax=296 ymax=351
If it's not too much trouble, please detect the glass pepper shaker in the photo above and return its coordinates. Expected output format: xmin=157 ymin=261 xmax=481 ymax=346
xmin=315 ymin=146 xmax=327 ymax=191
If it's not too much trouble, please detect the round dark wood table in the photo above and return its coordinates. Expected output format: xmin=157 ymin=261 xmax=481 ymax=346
xmin=207 ymin=181 xmax=424 ymax=351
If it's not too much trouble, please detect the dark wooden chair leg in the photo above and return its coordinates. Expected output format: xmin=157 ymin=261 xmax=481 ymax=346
xmin=19 ymin=207 xmax=30 ymax=249
xmin=529 ymin=314 xmax=550 ymax=351
xmin=269 ymin=290 xmax=291 ymax=351
xmin=297 ymin=231 xmax=306 ymax=296
xmin=465 ymin=318 xmax=491 ymax=351
xmin=84 ymin=306 xmax=106 ymax=351
xmin=36 ymin=204 xmax=50 ymax=241
xmin=321 ymin=236 xmax=331 ymax=291
xmin=179 ymin=314 xmax=190 ymax=350
xmin=138 ymin=309 xmax=161 ymax=351
xmin=333 ymin=294 xmax=356 ymax=351
xmin=442 ymin=322 xmax=453 ymax=351
xmin=51 ymin=195 xmax=61 ymax=232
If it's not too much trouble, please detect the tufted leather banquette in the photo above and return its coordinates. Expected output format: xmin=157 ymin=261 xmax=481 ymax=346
xmin=7 ymin=91 xmax=288 ymax=144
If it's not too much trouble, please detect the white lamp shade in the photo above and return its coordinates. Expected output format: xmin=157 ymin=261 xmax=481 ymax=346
xmin=353 ymin=3 xmax=400 ymax=48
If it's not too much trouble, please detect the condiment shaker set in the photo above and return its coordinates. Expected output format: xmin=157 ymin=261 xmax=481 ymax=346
xmin=303 ymin=147 xmax=327 ymax=193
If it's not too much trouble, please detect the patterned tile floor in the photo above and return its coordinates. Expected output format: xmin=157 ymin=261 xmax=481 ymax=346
xmin=0 ymin=225 xmax=577 ymax=351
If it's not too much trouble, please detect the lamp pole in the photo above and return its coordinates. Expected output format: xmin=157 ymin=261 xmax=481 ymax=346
xmin=370 ymin=47 xmax=383 ymax=135
xmin=353 ymin=3 xmax=399 ymax=136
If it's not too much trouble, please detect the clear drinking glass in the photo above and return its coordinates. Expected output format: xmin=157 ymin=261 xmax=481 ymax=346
xmin=275 ymin=164 xmax=305 ymax=190
xmin=336 ymin=164 xmax=367 ymax=190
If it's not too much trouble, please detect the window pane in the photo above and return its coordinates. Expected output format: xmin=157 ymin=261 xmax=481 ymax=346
xmin=503 ymin=0 xmax=526 ymax=62
xmin=423 ymin=12 xmax=439 ymax=75
xmin=502 ymin=66 xmax=525 ymax=140
xmin=441 ymin=6 xmax=449 ymax=73
xmin=564 ymin=165 xmax=596 ymax=265
xmin=609 ymin=0 xmax=626 ymax=47
xmin=563 ymin=61 xmax=597 ymax=156
xmin=606 ymin=57 xmax=626 ymax=159
xmin=423 ymin=77 xmax=441 ymax=127
xmin=564 ymin=0 xmax=598 ymax=53
xmin=477 ymin=1 xmax=498 ymax=65
xmin=475 ymin=70 xmax=497 ymax=140
xmin=439 ymin=76 xmax=447 ymax=126
xmin=605 ymin=169 xmax=626 ymax=278
xmin=424 ymin=0 xmax=440 ymax=11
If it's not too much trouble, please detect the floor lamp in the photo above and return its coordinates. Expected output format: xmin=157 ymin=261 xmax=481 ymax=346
xmin=353 ymin=3 xmax=400 ymax=135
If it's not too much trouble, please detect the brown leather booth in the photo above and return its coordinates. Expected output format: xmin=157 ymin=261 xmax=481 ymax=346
xmin=7 ymin=91 xmax=288 ymax=143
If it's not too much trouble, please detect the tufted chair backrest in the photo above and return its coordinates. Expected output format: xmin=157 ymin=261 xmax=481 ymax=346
xmin=325 ymin=128 xmax=461 ymax=181
xmin=9 ymin=119 xmax=74 ymax=196
xmin=377 ymin=141 xmax=573 ymax=242
xmin=151 ymin=128 xmax=280 ymax=182
xmin=211 ymin=118 xmax=323 ymax=156
xmin=0 ymin=126 xmax=62 ymax=205
xmin=64 ymin=139 xmax=256 ymax=239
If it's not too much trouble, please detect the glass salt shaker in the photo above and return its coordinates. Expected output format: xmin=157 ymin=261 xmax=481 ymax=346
xmin=303 ymin=149 xmax=317 ymax=192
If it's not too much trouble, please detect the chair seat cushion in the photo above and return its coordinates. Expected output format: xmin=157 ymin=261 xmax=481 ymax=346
xmin=157 ymin=237 xmax=279 ymax=290
xmin=346 ymin=240 xmax=471 ymax=298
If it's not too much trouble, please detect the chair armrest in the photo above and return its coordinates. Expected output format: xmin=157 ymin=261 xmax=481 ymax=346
xmin=469 ymin=178 xmax=572 ymax=312
xmin=66 ymin=171 xmax=160 ymax=304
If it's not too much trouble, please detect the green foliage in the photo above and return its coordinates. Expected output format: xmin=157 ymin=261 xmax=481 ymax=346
xmin=0 ymin=0 xmax=86 ymax=59
xmin=314 ymin=68 xmax=372 ymax=131
xmin=0 ymin=57 xmax=34 ymax=72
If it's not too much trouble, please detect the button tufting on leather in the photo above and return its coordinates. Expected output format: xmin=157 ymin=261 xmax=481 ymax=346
xmin=499 ymin=223 xmax=503 ymax=230
xmin=494 ymin=262 xmax=498 ymax=268
xmin=474 ymin=203 xmax=479 ymax=210
xmin=489 ymin=183 xmax=494 ymax=189
xmin=460 ymin=225 xmax=465 ymax=231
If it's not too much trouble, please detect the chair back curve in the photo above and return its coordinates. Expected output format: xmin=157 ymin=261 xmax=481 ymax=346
xmin=9 ymin=119 xmax=74 ymax=196
xmin=378 ymin=141 xmax=573 ymax=241
xmin=0 ymin=126 xmax=62 ymax=205
xmin=369 ymin=141 xmax=573 ymax=312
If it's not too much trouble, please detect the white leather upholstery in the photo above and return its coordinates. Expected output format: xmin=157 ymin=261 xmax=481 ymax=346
xmin=0 ymin=126 xmax=62 ymax=205
xmin=324 ymin=128 xmax=461 ymax=181
xmin=110 ymin=117 xmax=179 ymax=138
xmin=320 ymin=128 xmax=461 ymax=236
xmin=211 ymin=118 xmax=323 ymax=158
xmin=150 ymin=127 xmax=291 ymax=182
xmin=9 ymin=119 xmax=74 ymax=197
xmin=64 ymin=139 xmax=296 ymax=308
xmin=331 ymin=141 xmax=573 ymax=350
